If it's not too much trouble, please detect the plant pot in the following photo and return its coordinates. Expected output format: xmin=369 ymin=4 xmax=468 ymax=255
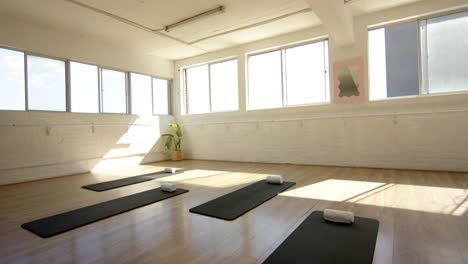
xmin=171 ymin=150 xmax=183 ymax=161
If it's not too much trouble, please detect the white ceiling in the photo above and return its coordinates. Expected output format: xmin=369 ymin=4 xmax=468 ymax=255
xmin=347 ymin=0 xmax=424 ymax=16
xmin=0 ymin=0 xmax=425 ymax=60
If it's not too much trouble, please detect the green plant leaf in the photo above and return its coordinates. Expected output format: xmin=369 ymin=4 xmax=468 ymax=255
xmin=170 ymin=124 xmax=183 ymax=138
xmin=165 ymin=135 xmax=173 ymax=150
xmin=162 ymin=134 xmax=174 ymax=150
xmin=175 ymin=138 xmax=181 ymax=150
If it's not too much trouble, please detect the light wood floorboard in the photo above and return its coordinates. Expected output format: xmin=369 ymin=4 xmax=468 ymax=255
xmin=0 ymin=160 xmax=467 ymax=264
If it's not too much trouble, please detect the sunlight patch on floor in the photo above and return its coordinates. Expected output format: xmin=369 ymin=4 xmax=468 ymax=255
xmin=355 ymin=184 xmax=468 ymax=216
xmin=158 ymin=169 xmax=228 ymax=182
xmin=90 ymin=165 xmax=170 ymax=179
xmin=280 ymin=179 xmax=387 ymax=201
xmin=158 ymin=169 xmax=275 ymax=188
xmin=92 ymin=156 xmax=144 ymax=171
xmin=451 ymin=199 xmax=467 ymax=216
xmin=279 ymin=178 xmax=467 ymax=216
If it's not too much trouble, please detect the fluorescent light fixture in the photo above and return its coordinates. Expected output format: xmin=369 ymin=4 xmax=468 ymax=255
xmin=165 ymin=6 xmax=225 ymax=32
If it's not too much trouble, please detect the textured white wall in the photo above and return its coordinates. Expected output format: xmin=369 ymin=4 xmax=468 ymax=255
xmin=0 ymin=13 xmax=175 ymax=185
xmin=181 ymin=110 xmax=468 ymax=171
xmin=174 ymin=0 xmax=468 ymax=172
xmin=0 ymin=112 xmax=175 ymax=185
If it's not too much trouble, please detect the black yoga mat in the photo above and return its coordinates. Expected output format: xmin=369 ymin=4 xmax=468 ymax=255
xmin=82 ymin=170 xmax=183 ymax=191
xmin=263 ymin=211 xmax=379 ymax=264
xmin=189 ymin=180 xmax=295 ymax=220
xmin=22 ymin=187 xmax=189 ymax=238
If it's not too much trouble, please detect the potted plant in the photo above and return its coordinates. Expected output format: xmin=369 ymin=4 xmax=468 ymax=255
xmin=162 ymin=123 xmax=183 ymax=161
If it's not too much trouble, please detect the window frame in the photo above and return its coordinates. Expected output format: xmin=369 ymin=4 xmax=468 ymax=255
xmin=0 ymin=46 xmax=27 ymax=111
xmin=25 ymin=53 xmax=68 ymax=112
xmin=129 ymin=72 xmax=154 ymax=116
xmin=367 ymin=9 xmax=468 ymax=101
xmin=152 ymin=77 xmax=172 ymax=116
xmin=182 ymin=57 xmax=239 ymax=115
xmin=247 ymin=49 xmax=283 ymax=110
xmin=100 ymin=67 xmax=129 ymax=114
xmin=0 ymin=45 xmax=172 ymax=116
xmin=69 ymin=60 xmax=100 ymax=114
xmin=246 ymin=39 xmax=331 ymax=111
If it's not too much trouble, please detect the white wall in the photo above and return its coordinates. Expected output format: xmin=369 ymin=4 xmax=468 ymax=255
xmin=0 ymin=12 xmax=175 ymax=185
xmin=0 ymin=112 xmax=175 ymax=185
xmin=173 ymin=0 xmax=468 ymax=172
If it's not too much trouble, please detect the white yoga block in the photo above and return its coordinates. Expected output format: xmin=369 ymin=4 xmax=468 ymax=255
xmin=164 ymin=168 xmax=177 ymax=173
xmin=266 ymin=175 xmax=283 ymax=185
xmin=161 ymin=182 xmax=177 ymax=192
xmin=323 ymin=209 xmax=354 ymax=224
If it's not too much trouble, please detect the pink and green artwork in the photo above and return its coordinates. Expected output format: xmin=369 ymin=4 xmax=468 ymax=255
xmin=333 ymin=57 xmax=366 ymax=103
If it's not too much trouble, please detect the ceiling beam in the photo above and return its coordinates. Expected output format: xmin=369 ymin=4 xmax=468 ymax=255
xmin=305 ymin=0 xmax=355 ymax=46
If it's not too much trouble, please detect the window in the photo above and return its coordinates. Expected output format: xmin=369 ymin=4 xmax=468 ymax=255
xmin=285 ymin=42 xmax=330 ymax=105
xmin=27 ymin=55 xmax=66 ymax=111
xmin=0 ymin=48 xmax=25 ymax=110
xmin=421 ymin=11 xmax=468 ymax=94
xmin=101 ymin=69 xmax=127 ymax=114
xmin=368 ymin=22 xmax=420 ymax=100
xmin=130 ymin=73 xmax=153 ymax=115
xmin=369 ymin=11 xmax=468 ymax=100
xmin=70 ymin=61 xmax=99 ymax=113
xmin=248 ymin=51 xmax=282 ymax=110
xmin=185 ymin=64 xmax=210 ymax=114
xmin=184 ymin=59 xmax=238 ymax=114
xmin=247 ymin=40 xmax=329 ymax=110
xmin=0 ymin=47 xmax=171 ymax=115
xmin=210 ymin=60 xmax=238 ymax=112
xmin=153 ymin=78 xmax=170 ymax=115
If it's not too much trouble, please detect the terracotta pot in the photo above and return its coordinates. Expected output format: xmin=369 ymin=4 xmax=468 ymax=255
xmin=171 ymin=150 xmax=183 ymax=161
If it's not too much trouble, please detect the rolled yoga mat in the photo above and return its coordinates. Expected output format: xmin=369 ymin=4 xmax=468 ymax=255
xmin=22 ymin=187 xmax=189 ymax=238
xmin=189 ymin=180 xmax=295 ymax=220
xmin=82 ymin=169 xmax=183 ymax=192
xmin=263 ymin=211 xmax=379 ymax=264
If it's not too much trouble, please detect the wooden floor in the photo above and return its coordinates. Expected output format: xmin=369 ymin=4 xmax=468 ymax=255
xmin=0 ymin=160 xmax=467 ymax=264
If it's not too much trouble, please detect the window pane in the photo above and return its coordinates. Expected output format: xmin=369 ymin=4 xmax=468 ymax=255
xmin=152 ymin=78 xmax=169 ymax=115
xmin=368 ymin=22 xmax=419 ymax=100
xmin=130 ymin=73 xmax=153 ymax=115
xmin=368 ymin=28 xmax=388 ymax=100
xmin=210 ymin=60 xmax=238 ymax=112
xmin=0 ymin=48 xmax=25 ymax=110
xmin=248 ymin=51 xmax=282 ymax=110
xmin=186 ymin=65 xmax=209 ymax=114
xmin=425 ymin=11 xmax=468 ymax=93
xmin=101 ymin=69 xmax=126 ymax=114
xmin=70 ymin=61 xmax=99 ymax=113
xmin=285 ymin=41 xmax=328 ymax=105
xmin=27 ymin=55 xmax=66 ymax=111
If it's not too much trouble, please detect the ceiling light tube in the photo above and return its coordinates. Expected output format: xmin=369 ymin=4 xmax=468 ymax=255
xmin=165 ymin=6 xmax=225 ymax=32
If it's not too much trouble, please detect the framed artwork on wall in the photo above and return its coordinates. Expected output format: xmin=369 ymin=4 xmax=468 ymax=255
xmin=333 ymin=57 xmax=366 ymax=103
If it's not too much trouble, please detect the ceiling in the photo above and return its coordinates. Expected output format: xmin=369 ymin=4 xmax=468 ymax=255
xmin=0 ymin=0 xmax=424 ymax=60
xmin=347 ymin=0 xmax=424 ymax=16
